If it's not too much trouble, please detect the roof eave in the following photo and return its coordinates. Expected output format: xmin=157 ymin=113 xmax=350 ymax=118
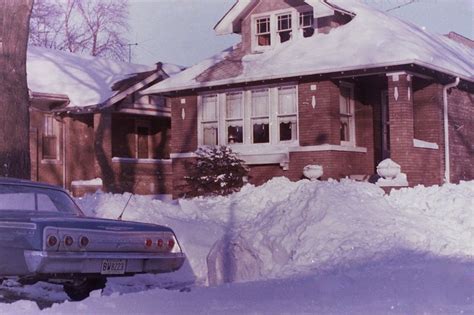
xmin=144 ymin=59 xmax=474 ymax=94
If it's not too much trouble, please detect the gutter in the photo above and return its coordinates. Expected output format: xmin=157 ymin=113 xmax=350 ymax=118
xmin=442 ymin=77 xmax=460 ymax=183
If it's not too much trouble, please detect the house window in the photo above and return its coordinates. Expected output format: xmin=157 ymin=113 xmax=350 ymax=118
xmin=42 ymin=115 xmax=59 ymax=160
xmin=339 ymin=83 xmax=356 ymax=145
xmin=198 ymin=85 xmax=298 ymax=147
xmin=251 ymin=89 xmax=270 ymax=144
xmin=226 ymin=92 xmax=243 ymax=144
xmin=136 ymin=121 xmax=150 ymax=159
xmin=277 ymin=13 xmax=292 ymax=43
xmin=201 ymin=94 xmax=219 ymax=146
xmin=299 ymin=11 xmax=315 ymax=38
xmin=256 ymin=17 xmax=271 ymax=47
xmin=277 ymin=86 xmax=297 ymax=141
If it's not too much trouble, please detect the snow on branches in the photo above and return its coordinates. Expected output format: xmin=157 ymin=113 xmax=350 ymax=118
xmin=185 ymin=146 xmax=248 ymax=197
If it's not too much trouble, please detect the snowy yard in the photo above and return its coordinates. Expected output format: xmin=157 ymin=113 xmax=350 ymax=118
xmin=0 ymin=178 xmax=473 ymax=314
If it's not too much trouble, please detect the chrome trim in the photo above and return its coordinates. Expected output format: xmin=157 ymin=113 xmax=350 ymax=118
xmin=24 ymin=250 xmax=186 ymax=274
xmin=0 ymin=222 xmax=37 ymax=230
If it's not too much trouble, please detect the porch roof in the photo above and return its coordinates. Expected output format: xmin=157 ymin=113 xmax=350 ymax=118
xmin=144 ymin=0 xmax=473 ymax=94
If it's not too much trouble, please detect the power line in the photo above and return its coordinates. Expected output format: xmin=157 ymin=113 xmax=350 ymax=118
xmin=386 ymin=0 xmax=418 ymax=12
xmin=124 ymin=42 xmax=138 ymax=63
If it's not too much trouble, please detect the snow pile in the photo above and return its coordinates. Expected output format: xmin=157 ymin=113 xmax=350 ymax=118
xmin=76 ymin=178 xmax=474 ymax=285
xmin=145 ymin=0 xmax=473 ymax=94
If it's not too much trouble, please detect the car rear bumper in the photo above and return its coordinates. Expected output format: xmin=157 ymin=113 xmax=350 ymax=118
xmin=23 ymin=250 xmax=185 ymax=275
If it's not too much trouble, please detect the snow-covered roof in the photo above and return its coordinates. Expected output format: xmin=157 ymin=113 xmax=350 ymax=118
xmin=145 ymin=0 xmax=473 ymax=94
xmin=27 ymin=46 xmax=182 ymax=109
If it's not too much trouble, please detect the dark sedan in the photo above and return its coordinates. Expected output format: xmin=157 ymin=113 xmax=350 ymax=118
xmin=0 ymin=178 xmax=185 ymax=301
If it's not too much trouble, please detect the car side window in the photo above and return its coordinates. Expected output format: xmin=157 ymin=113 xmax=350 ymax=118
xmin=0 ymin=192 xmax=58 ymax=212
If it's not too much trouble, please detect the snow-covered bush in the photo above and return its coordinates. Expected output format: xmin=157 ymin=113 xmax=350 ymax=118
xmin=185 ymin=146 xmax=248 ymax=197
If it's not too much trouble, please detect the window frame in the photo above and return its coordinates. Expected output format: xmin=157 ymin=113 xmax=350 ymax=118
xmin=41 ymin=114 xmax=61 ymax=162
xmin=255 ymin=16 xmax=272 ymax=48
xmin=197 ymin=84 xmax=299 ymax=148
xmin=339 ymin=82 xmax=356 ymax=147
xmin=198 ymin=93 xmax=220 ymax=146
xmin=299 ymin=10 xmax=316 ymax=38
xmin=225 ymin=91 xmax=244 ymax=145
xmin=276 ymin=13 xmax=293 ymax=43
xmin=277 ymin=86 xmax=298 ymax=143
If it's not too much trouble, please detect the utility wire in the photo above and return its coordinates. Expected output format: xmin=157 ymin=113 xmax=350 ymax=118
xmin=386 ymin=0 xmax=417 ymax=12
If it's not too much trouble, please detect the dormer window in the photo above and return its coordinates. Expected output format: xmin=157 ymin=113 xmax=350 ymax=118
xmin=256 ymin=17 xmax=271 ymax=46
xmin=277 ymin=13 xmax=292 ymax=43
xmin=299 ymin=11 xmax=315 ymax=38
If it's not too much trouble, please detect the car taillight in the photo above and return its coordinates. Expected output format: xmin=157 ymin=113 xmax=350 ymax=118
xmin=64 ymin=235 xmax=74 ymax=246
xmin=79 ymin=236 xmax=89 ymax=248
xmin=47 ymin=235 xmax=58 ymax=247
xmin=145 ymin=239 xmax=153 ymax=248
xmin=168 ymin=239 xmax=175 ymax=250
xmin=157 ymin=239 xmax=164 ymax=248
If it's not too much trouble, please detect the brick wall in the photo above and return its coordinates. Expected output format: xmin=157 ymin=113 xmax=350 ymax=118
xmin=170 ymin=95 xmax=198 ymax=154
xmin=172 ymin=157 xmax=196 ymax=198
xmin=448 ymin=88 xmax=474 ymax=182
xmin=298 ymin=80 xmax=340 ymax=146
xmin=64 ymin=114 xmax=95 ymax=189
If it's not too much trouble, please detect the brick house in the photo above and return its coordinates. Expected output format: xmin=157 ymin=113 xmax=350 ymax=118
xmin=144 ymin=0 xmax=473 ymax=198
xmin=27 ymin=46 xmax=183 ymax=196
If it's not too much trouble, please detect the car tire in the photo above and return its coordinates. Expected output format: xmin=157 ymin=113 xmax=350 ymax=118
xmin=63 ymin=277 xmax=107 ymax=301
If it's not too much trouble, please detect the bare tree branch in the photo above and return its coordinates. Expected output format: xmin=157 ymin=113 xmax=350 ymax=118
xmin=29 ymin=0 xmax=129 ymax=61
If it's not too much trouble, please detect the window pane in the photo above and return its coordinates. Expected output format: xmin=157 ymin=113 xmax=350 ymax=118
xmin=258 ymin=34 xmax=271 ymax=46
xmin=203 ymin=124 xmax=218 ymax=146
xmin=340 ymin=86 xmax=352 ymax=114
xmin=253 ymin=122 xmax=269 ymax=143
xmin=278 ymin=87 xmax=296 ymax=114
xmin=42 ymin=136 xmax=57 ymax=159
xmin=227 ymin=125 xmax=243 ymax=144
xmin=256 ymin=17 xmax=270 ymax=34
xmin=251 ymin=89 xmax=269 ymax=117
xmin=300 ymin=11 xmax=313 ymax=27
xmin=278 ymin=14 xmax=292 ymax=31
xmin=202 ymin=95 xmax=218 ymax=121
xmin=226 ymin=92 xmax=242 ymax=119
xmin=340 ymin=118 xmax=350 ymax=141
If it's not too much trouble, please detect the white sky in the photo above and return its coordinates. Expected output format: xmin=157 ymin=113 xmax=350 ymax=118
xmin=127 ymin=0 xmax=474 ymax=67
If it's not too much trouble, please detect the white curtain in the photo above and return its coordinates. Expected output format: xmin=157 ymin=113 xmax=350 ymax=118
xmin=278 ymin=87 xmax=296 ymax=114
xmin=202 ymin=95 xmax=218 ymax=121
xmin=251 ymin=89 xmax=269 ymax=117
xmin=226 ymin=92 xmax=242 ymax=119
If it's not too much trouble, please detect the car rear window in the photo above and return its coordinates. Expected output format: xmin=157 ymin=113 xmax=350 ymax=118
xmin=0 ymin=184 xmax=83 ymax=215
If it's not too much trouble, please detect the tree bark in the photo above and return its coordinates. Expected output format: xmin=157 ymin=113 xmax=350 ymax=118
xmin=0 ymin=0 xmax=34 ymax=178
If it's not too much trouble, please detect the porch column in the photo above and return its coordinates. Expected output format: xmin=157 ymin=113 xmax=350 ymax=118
xmin=94 ymin=110 xmax=114 ymax=192
xmin=386 ymin=72 xmax=414 ymax=179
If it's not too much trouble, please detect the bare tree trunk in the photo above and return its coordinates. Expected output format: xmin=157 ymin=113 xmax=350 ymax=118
xmin=0 ymin=0 xmax=34 ymax=178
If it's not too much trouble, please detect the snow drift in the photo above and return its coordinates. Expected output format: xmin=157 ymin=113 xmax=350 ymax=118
xmin=77 ymin=178 xmax=474 ymax=286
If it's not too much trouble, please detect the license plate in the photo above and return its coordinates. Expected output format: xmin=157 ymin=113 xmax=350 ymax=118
xmin=101 ymin=259 xmax=127 ymax=275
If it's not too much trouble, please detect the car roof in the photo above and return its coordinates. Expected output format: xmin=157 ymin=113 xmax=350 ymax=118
xmin=0 ymin=177 xmax=66 ymax=192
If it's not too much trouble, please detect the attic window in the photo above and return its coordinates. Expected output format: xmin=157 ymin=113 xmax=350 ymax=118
xmin=277 ymin=13 xmax=292 ymax=43
xmin=299 ymin=11 xmax=314 ymax=38
xmin=256 ymin=17 xmax=271 ymax=46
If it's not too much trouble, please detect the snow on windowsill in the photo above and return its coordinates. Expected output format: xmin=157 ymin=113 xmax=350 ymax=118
xmin=111 ymin=157 xmax=172 ymax=164
xmin=413 ymin=139 xmax=439 ymax=150
xmin=71 ymin=178 xmax=103 ymax=187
